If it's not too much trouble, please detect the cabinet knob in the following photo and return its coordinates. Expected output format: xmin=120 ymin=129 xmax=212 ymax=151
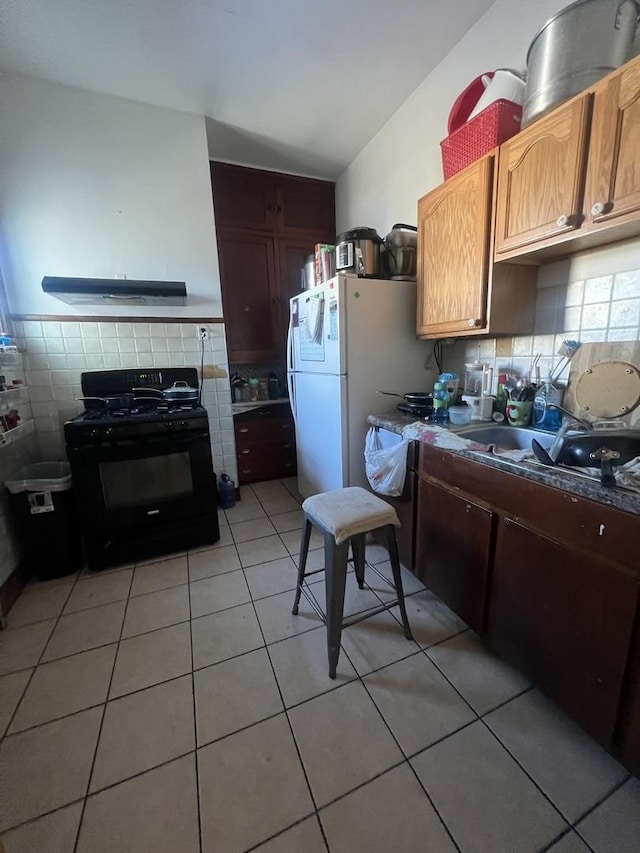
xmin=241 ymin=449 xmax=250 ymax=455
xmin=556 ymin=214 xmax=569 ymax=228
xmin=239 ymin=428 xmax=249 ymax=434
xmin=591 ymin=201 xmax=612 ymax=217
xmin=467 ymin=318 xmax=480 ymax=327
xmin=243 ymin=306 xmax=250 ymax=313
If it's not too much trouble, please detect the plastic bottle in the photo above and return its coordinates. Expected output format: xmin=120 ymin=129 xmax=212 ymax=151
xmin=432 ymin=381 xmax=449 ymax=423
xmin=532 ymin=374 xmax=562 ymax=431
xmin=218 ymin=473 xmax=236 ymax=509
xmin=268 ymin=372 xmax=279 ymax=400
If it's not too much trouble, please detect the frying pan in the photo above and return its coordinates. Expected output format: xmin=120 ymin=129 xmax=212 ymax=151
xmin=531 ymin=430 xmax=640 ymax=488
xmin=133 ymin=381 xmax=200 ymax=403
xmin=377 ymin=390 xmax=433 ymax=405
xmin=77 ymin=394 xmax=137 ymax=411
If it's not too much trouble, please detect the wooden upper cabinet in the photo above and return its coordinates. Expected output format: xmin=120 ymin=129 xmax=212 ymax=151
xmin=585 ymin=56 xmax=640 ymax=233
xmin=277 ymin=175 xmax=335 ymax=239
xmin=211 ymin=162 xmax=335 ymax=240
xmin=210 ymin=163 xmax=276 ymax=231
xmin=417 ymin=155 xmax=493 ymax=337
xmin=216 ymin=229 xmax=279 ymax=362
xmin=494 ymin=95 xmax=591 ymax=258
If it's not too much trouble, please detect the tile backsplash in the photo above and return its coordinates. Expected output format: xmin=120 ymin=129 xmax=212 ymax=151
xmin=446 ymin=267 xmax=640 ymax=404
xmin=11 ymin=320 xmax=239 ymax=485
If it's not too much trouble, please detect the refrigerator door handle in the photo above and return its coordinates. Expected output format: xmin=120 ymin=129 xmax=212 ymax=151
xmin=286 ymin=312 xmax=295 ymax=373
xmin=288 ymin=372 xmax=297 ymax=425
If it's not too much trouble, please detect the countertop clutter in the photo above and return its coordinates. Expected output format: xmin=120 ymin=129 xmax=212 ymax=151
xmin=368 ymin=412 xmax=640 ymax=516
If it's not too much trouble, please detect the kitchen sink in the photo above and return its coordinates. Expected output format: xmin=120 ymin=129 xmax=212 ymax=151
xmin=455 ymin=424 xmax=555 ymax=451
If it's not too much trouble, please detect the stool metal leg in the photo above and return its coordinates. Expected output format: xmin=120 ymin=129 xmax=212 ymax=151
xmin=325 ymin=534 xmax=349 ymax=678
xmin=292 ymin=518 xmax=313 ymax=615
xmin=386 ymin=524 xmax=413 ymax=640
xmin=351 ymin=534 xmax=366 ymax=589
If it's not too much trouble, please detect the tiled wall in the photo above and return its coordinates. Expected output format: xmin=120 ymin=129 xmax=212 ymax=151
xmin=12 ymin=320 xmax=238 ymax=485
xmin=445 ymin=267 xmax=640 ymax=404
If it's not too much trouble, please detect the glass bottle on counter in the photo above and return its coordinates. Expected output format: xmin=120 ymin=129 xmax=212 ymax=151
xmin=248 ymin=378 xmax=259 ymax=402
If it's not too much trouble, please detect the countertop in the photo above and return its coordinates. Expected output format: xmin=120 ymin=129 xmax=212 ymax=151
xmin=368 ymin=412 xmax=640 ymax=517
xmin=232 ymin=398 xmax=291 ymax=415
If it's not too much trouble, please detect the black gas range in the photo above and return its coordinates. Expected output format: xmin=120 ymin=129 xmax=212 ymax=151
xmin=65 ymin=368 xmax=220 ymax=571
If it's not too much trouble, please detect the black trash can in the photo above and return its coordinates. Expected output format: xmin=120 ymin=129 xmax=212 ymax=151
xmin=5 ymin=462 xmax=82 ymax=580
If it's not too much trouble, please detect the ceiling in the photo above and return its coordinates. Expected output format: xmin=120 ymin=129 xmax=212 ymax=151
xmin=0 ymin=0 xmax=497 ymax=179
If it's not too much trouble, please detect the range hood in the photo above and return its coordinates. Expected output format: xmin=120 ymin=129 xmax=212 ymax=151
xmin=41 ymin=276 xmax=187 ymax=306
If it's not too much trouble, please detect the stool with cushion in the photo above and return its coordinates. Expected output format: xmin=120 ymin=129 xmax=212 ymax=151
xmin=292 ymin=486 xmax=413 ymax=678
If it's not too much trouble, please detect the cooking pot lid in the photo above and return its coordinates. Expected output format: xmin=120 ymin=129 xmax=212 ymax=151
xmin=337 ymin=227 xmax=382 ymax=243
xmin=574 ymin=361 xmax=640 ymax=419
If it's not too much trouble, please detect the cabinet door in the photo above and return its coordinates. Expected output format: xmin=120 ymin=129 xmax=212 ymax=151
xmin=415 ymin=479 xmax=493 ymax=632
xmin=416 ymin=156 xmax=493 ymax=337
xmin=585 ymin=57 xmax=640 ymax=231
xmin=210 ymin=162 xmax=276 ymax=231
xmin=488 ymin=518 xmax=638 ymax=746
xmin=617 ymin=617 xmax=640 ymax=775
xmin=494 ymin=96 xmax=591 ymax=257
xmin=276 ymin=236 xmax=317 ymax=349
xmin=276 ymin=175 xmax=336 ymax=239
xmin=216 ymin=230 xmax=279 ymax=362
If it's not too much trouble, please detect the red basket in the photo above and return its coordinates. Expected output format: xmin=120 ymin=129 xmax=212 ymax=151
xmin=440 ymin=99 xmax=522 ymax=180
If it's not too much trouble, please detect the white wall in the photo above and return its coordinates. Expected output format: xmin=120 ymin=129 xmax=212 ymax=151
xmin=0 ymin=73 xmax=222 ymax=318
xmin=336 ymin=0 xmax=574 ymax=234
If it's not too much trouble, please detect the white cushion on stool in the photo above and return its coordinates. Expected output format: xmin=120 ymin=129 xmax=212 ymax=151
xmin=302 ymin=486 xmax=400 ymax=546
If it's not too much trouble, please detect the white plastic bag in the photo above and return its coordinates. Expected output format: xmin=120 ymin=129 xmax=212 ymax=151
xmin=364 ymin=428 xmax=409 ymax=497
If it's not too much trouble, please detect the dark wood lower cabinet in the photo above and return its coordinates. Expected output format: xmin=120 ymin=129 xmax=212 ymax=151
xmin=234 ymin=405 xmax=296 ymax=485
xmin=488 ymin=518 xmax=638 ymax=746
xmin=616 ymin=619 xmax=640 ymax=774
xmin=415 ymin=479 xmax=493 ymax=633
xmin=411 ymin=442 xmax=640 ymax=772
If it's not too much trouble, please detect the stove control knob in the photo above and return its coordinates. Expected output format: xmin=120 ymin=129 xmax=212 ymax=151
xmin=88 ymin=428 xmax=98 ymax=438
xmin=180 ymin=421 xmax=187 ymax=429
xmin=166 ymin=421 xmax=175 ymax=430
xmin=105 ymin=427 xmax=113 ymax=437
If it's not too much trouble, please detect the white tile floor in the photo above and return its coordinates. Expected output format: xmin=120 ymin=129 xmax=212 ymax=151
xmin=0 ymin=476 xmax=638 ymax=853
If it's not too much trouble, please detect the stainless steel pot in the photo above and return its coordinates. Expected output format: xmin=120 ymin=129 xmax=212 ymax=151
xmin=523 ymin=0 xmax=640 ymax=127
xmin=382 ymin=224 xmax=417 ymax=281
xmin=335 ymin=227 xmax=383 ymax=278
xmin=302 ymin=253 xmax=316 ymax=290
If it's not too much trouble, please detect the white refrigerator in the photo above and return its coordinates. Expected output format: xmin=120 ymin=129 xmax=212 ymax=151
xmin=287 ymin=273 xmax=434 ymax=498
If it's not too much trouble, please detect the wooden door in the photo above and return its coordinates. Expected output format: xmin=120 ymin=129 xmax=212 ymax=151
xmin=416 ymin=156 xmax=493 ymax=337
xmin=210 ymin=162 xmax=276 ymax=232
xmin=216 ymin=229 xmax=279 ymax=362
xmin=585 ymin=56 xmax=640 ymax=233
xmin=488 ymin=517 xmax=638 ymax=746
xmin=415 ymin=479 xmax=493 ymax=632
xmin=494 ymin=96 xmax=591 ymax=257
xmin=276 ymin=175 xmax=336 ymax=239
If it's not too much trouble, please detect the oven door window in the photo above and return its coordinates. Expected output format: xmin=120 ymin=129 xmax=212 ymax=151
xmin=100 ymin=451 xmax=193 ymax=510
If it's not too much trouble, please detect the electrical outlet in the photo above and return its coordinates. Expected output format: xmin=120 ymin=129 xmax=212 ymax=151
xmin=197 ymin=326 xmax=208 ymax=340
